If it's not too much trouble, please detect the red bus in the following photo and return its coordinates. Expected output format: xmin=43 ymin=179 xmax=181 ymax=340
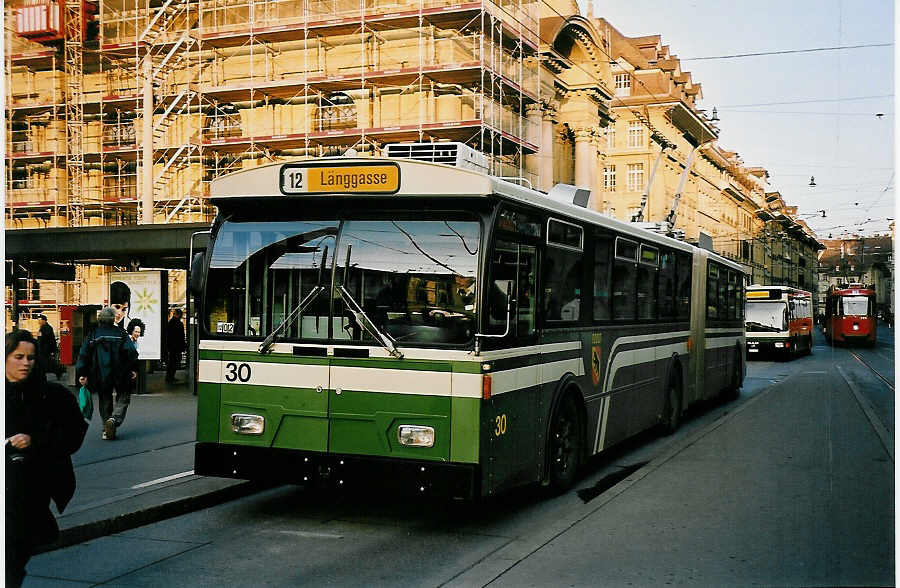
xmin=745 ymin=286 xmax=813 ymax=357
xmin=823 ymin=284 xmax=877 ymax=346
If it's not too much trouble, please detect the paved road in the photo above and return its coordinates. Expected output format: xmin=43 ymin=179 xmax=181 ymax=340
xmin=24 ymin=338 xmax=894 ymax=587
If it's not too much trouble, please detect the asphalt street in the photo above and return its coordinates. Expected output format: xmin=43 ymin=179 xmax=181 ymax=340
xmin=22 ymin=326 xmax=895 ymax=587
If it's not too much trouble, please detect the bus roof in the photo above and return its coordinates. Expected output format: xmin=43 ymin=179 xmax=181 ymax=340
xmin=210 ymin=157 xmax=746 ymax=274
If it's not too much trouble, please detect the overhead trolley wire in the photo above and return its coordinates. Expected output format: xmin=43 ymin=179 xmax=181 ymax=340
xmin=681 ymin=42 xmax=893 ymax=61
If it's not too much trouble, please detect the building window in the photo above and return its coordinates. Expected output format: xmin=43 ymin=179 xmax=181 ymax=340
xmin=605 ymin=126 xmax=616 ymax=149
xmin=626 ymin=163 xmax=644 ymax=191
xmin=627 ymin=121 xmax=645 ymax=148
xmin=614 ymin=73 xmax=631 ymax=97
xmin=603 ymin=166 xmax=616 ymax=191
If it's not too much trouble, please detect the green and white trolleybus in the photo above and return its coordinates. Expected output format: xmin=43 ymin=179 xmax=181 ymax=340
xmin=192 ymin=150 xmax=746 ymax=499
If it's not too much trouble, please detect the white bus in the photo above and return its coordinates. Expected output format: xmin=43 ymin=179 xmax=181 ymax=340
xmin=191 ymin=151 xmax=746 ymax=498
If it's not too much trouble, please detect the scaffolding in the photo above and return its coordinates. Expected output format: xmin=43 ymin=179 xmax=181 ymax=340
xmin=7 ymin=0 xmax=539 ymax=229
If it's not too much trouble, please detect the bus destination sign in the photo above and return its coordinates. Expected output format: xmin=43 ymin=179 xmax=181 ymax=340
xmin=280 ymin=162 xmax=400 ymax=195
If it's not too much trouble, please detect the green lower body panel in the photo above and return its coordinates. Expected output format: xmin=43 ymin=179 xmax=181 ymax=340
xmin=329 ymin=390 xmax=451 ymax=461
xmin=220 ymin=384 xmax=329 ymax=451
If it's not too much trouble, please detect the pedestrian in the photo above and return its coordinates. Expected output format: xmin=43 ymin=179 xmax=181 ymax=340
xmin=110 ymin=281 xmax=131 ymax=334
xmin=6 ymin=329 xmax=88 ymax=587
xmin=76 ymin=307 xmax=138 ymax=440
xmin=165 ymin=308 xmax=185 ymax=384
xmin=35 ymin=314 xmax=62 ymax=380
xmin=127 ymin=318 xmax=146 ymax=394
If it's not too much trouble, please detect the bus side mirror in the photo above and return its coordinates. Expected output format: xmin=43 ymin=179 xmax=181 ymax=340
xmin=189 ymin=252 xmax=206 ymax=298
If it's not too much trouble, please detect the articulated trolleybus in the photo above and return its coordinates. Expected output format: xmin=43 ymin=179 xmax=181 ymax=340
xmin=823 ymin=283 xmax=877 ymax=346
xmin=191 ymin=150 xmax=746 ymax=499
xmin=744 ymin=285 xmax=813 ymax=357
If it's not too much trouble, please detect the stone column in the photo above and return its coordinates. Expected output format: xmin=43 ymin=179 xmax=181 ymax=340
xmin=574 ymin=128 xmax=593 ymax=189
xmin=524 ymin=103 xmax=543 ymax=188
xmin=539 ymin=103 xmax=556 ymax=192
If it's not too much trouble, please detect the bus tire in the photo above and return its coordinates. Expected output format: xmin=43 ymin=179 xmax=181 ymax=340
xmin=661 ymin=378 xmax=682 ymax=435
xmin=548 ymin=393 xmax=583 ymax=492
xmin=806 ymin=335 xmax=814 ymax=355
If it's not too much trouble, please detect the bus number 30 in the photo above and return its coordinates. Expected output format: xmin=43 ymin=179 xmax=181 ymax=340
xmin=494 ymin=414 xmax=507 ymax=436
xmin=225 ymin=362 xmax=252 ymax=383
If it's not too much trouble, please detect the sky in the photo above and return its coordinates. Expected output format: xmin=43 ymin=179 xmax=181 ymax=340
xmin=592 ymin=0 xmax=894 ymax=238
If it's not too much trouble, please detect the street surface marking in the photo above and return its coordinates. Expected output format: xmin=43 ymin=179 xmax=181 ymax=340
xmin=131 ymin=470 xmax=195 ymax=489
xmin=835 ymin=365 xmax=893 ymax=462
xmin=270 ymin=530 xmax=344 ymax=539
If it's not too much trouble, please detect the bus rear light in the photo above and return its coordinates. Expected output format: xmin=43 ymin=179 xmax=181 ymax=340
xmin=398 ymin=425 xmax=435 ymax=447
xmin=482 ymin=374 xmax=492 ymax=400
xmin=231 ymin=414 xmax=264 ymax=435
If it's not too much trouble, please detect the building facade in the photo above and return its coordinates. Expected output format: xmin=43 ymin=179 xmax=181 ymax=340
xmin=6 ymin=0 xmax=824 ymax=331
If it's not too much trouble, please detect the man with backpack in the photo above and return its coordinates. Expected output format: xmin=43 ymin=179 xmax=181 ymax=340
xmin=76 ymin=307 xmax=138 ymax=440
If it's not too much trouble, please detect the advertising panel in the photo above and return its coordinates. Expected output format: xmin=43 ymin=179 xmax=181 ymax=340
xmin=109 ymin=271 xmax=167 ymax=360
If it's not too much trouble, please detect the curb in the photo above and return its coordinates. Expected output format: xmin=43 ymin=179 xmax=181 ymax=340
xmin=36 ymin=480 xmax=275 ymax=554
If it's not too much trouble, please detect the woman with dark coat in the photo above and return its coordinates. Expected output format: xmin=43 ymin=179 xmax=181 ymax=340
xmin=6 ymin=329 xmax=88 ymax=587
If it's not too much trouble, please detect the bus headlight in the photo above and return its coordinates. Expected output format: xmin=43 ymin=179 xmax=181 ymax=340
xmin=398 ymin=425 xmax=435 ymax=447
xmin=231 ymin=414 xmax=265 ymax=435
xmin=774 ymin=342 xmax=785 ymax=348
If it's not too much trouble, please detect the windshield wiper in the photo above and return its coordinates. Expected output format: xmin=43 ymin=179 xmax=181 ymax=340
xmin=337 ymin=244 xmax=404 ymax=359
xmin=258 ymin=246 xmax=329 ymax=354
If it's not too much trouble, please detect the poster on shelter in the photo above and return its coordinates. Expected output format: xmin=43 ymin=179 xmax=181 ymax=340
xmin=109 ymin=271 xmax=164 ymax=360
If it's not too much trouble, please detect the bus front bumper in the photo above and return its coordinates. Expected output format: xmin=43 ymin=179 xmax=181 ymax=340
xmin=746 ymin=338 xmax=791 ymax=355
xmin=195 ymin=442 xmax=479 ymax=500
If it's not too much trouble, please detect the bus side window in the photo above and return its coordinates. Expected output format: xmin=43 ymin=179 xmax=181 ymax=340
xmin=517 ymin=246 xmax=537 ymax=336
xmin=489 ymin=241 xmax=518 ymax=331
xmin=593 ymin=234 xmax=612 ymax=321
xmin=543 ymin=246 xmax=582 ymax=322
xmin=637 ymin=245 xmax=659 ymax=320
xmin=488 ymin=240 xmax=535 ymax=337
xmin=706 ymin=264 xmax=719 ymax=320
xmin=612 ymin=238 xmax=637 ymax=321
xmin=717 ymin=267 xmax=728 ymax=321
xmin=726 ymin=271 xmax=737 ymax=319
xmin=676 ymin=251 xmax=692 ymax=320
xmin=658 ymin=250 xmax=676 ymax=320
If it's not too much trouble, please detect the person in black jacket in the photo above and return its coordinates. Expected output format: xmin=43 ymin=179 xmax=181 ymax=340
xmin=6 ymin=329 xmax=88 ymax=587
xmin=36 ymin=315 xmax=63 ymax=380
xmin=165 ymin=308 xmax=186 ymax=384
xmin=76 ymin=307 xmax=138 ymax=441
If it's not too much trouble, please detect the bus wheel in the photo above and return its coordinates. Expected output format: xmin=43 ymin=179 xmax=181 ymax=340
xmin=806 ymin=335 xmax=814 ymax=355
xmin=661 ymin=379 xmax=682 ymax=435
xmin=548 ymin=394 xmax=582 ymax=491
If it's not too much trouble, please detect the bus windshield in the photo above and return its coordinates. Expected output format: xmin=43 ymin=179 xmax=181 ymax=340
xmin=203 ymin=215 xmax=480 ymax=346
xmin=745 ymin=301 xmax=787 ymax=332
xmin=841 ymin=295 xmax=870 ymax=316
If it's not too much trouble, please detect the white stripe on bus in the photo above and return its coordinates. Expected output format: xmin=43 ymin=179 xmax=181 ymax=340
xmin=198 ymin=339 xmax=581 ymax=362
xmin=489 ymin=357 xmax=585 ymax=396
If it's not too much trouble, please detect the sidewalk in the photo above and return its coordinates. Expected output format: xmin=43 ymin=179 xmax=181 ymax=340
xmin=40 ymin=369 xmax=268 ymax=553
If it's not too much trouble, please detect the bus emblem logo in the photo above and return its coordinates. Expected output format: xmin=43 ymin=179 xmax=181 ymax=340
xmin=591 ymin=345 xmax=602 ymax=387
